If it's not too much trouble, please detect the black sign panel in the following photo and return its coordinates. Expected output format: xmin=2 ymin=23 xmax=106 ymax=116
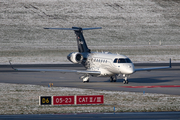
xmin=40 ymin=96 xmax=51 ymax=105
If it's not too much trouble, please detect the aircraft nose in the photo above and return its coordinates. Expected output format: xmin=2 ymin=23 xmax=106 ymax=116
xmin=124 ymin=65 xmax=134 ymax=74
xmin=128 ymin=67 xmax=134 ymax=74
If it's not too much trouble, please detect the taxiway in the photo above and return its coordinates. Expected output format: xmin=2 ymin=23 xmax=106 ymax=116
xmin=0 ymin=112 xmax=180 ymax=120
xmin=0 ymin=63 xmax=179 ymax=95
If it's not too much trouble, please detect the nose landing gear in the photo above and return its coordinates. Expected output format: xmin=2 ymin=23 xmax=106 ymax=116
xmin=123 ymin=74 xmax=129 ymax=84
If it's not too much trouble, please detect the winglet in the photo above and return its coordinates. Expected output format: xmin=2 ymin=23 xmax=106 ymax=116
xmin=169 ymin=58 xmax=171 ymax=68
xmin=9 ymin=60 xmax=17 ymax=71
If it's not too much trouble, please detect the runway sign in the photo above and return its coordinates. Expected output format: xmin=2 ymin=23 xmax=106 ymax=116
xmin=53 ymin=96 xmax=74 ymax=105
xmin=39 ymin=95 xmax=104 ymax=105
xmin=39 ymin=96 xmax=52 ymax=105
xmin=76 ymin=95 xmax=104 ymax=105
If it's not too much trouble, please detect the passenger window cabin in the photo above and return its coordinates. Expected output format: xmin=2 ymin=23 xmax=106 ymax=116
xmin=93 ymin=58 xmax=108 ymax=63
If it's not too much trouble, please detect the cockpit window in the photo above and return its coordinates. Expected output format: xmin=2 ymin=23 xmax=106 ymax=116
xmin=118 ymin=59 xmax=126 ymax=63
xmin=125 ymin=58 xmax=132 ymax=63
xmin=113 ymin=58 xmax=132 ymax=63
xmin=113 ymin=58 xmax=118 ymax=63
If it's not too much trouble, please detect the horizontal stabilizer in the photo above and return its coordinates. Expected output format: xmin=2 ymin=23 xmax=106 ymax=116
xmin=44 ymin=28 xmax=78 ymax=30
xmin=44 ymin=27 xmax=102 ymax=31
xmin=82 ymin=27 xmax=102 ymax=30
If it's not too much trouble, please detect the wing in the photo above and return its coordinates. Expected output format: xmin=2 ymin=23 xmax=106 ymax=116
xmin=14 ymin=68 xmax=101 ymax=75
xmin=9 ymin=61 xmax=100 ymax=75
xmin=135 ymin=66 xmax=170 ymax=72
xmin=135 ymin=59 xmax=171 ymax=72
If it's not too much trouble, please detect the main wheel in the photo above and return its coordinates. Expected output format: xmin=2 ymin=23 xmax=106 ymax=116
xmin=110 ymin=77 xmax=113 ymax=82
xmin=82 ymin=77 xmax=89 ymax=83
xmin=123 ymin=80 xmax=126 ymax=84
xmin=126 ymin=80 xmax=129 ymax=84
xmin=123 ymin=80 xmax=129 ymax=84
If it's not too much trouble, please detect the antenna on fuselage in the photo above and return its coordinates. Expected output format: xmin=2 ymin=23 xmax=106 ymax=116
xmin=44 ymin=27 xmax=102 ymax=53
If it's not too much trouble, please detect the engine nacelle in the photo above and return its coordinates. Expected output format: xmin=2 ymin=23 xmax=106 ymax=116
xmin=67 ymin=52 xmax=83 ymax=64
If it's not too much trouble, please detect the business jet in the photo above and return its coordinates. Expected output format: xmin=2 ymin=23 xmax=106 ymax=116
xmin=10 ymin=27 xmax=171 ymax=84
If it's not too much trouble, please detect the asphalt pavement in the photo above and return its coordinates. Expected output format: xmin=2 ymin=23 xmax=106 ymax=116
xmin=0 ymin=63 xmax=180 ymax=95
xmin=0 ymin=112 xmax=180 ymax=120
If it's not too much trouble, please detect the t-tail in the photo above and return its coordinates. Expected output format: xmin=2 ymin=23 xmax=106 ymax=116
xmin=44 ymin=27 xmax=102 ymax=53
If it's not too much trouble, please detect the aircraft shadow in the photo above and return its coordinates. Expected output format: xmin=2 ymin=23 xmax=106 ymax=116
xmin=0 ymin=70 xmax=39 ymax=72
xmin=103 ymin=76 xmax=173 ymax=83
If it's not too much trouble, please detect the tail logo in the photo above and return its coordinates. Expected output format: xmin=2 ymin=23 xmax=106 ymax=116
xmin=79 ymin=41 xmax=84 ymax=44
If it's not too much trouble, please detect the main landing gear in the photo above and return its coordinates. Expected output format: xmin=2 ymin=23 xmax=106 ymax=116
xmin=110 ymin=76 xmax=117 ymax=82
xmin=123 ymin=74 xmax=129 ymax=84
xmin=80 ymin=75 xmax=90 ymax=83
xmin=109 ymin=75 xmax=129 ymax=84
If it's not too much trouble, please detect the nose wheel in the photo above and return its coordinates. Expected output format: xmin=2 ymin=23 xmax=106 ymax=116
xmin=123 ymin=80 xmax=129 ymax=84
xmin=123 ymin=74 xmax=129 ymax=84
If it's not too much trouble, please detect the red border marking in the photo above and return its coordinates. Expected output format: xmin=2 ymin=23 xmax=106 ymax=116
xmin=120 ymin=85 xmax=180 ymax=88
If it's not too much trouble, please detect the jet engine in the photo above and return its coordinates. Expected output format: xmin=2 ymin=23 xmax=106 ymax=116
xmin=67 ymin=52 xmax=83 ymax=64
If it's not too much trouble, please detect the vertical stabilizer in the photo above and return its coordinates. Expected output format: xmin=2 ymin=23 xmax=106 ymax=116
xmin=44 ymin=27 xmax=102 ymax=53
xmin=73 ymin=27 xmax=90 ymax=53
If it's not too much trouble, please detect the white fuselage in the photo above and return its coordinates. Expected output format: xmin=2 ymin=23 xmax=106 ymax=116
xmin=84 ymin=52 xmax=135 ymax=77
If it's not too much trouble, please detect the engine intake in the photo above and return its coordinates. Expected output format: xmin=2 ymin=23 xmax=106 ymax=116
xmin=67 ymin=52 xmax=83 ymax=64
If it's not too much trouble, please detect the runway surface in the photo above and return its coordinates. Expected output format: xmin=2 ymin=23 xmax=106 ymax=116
xmin=0 ymin=112 xmax=180 ymax=120
xmin=0 ymin=63 xmax=180 ymax=95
